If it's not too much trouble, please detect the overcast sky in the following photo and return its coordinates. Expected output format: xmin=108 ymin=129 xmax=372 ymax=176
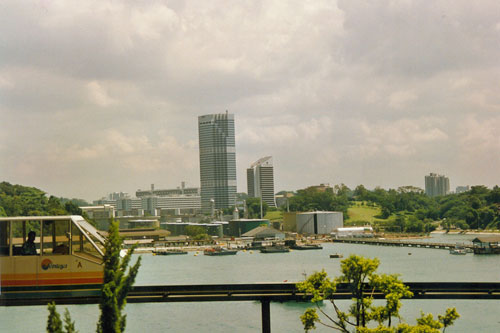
xmin=1 ymin=0 xmax=499 ymax=201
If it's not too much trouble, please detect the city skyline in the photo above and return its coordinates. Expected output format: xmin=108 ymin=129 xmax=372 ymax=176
xmin=1 ymin=1 xmax=499 ymax=201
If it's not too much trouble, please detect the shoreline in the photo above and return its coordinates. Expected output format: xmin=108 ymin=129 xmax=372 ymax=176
xmin=431 ymin=230 xmax=500 ymax=235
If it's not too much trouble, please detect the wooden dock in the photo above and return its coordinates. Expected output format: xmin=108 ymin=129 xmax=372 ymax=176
xmin=332 ymin=238 xmax=473 ymax=250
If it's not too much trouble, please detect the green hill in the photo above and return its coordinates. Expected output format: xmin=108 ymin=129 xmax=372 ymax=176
xmin=346 ymin=201 xmax=397 ymax=226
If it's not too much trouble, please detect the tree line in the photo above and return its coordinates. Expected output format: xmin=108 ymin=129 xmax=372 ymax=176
xmin=283 ymin=184 xmax=500 ymax=231
xmin=0 ymin=181 xmax=87 ymax=217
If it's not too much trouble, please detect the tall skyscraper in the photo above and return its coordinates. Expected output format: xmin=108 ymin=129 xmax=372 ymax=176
xmin=425 ymin=173 xmax=450 ymax=197
xmin=247 ymin=156 xmax=276 ymax=207
xmin=198 ymin=112 xmax=237 ymax=213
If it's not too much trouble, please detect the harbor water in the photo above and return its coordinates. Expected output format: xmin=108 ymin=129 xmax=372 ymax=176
xmin=1 ymin=233 xmax=499 ymax=332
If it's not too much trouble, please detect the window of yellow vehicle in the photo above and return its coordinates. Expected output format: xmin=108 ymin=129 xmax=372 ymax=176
xmin=42 ymin=220 xmax=70 ymax=255
xmin=71 ymin=222 xmax=102 ymax=260
xmin=0 ymin=221 xmax=9 ymax=256
xmin=11 ymin=220 xmax=41 ymax=256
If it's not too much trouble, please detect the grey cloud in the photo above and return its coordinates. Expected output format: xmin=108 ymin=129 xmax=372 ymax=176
xmin=1 ymin=0 xmax=499 ymax=200
xmin=338 ymin=0 xmax=500 ymax=77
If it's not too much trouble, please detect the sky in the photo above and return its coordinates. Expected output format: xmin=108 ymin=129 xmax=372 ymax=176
xmin=1 ymin=0 xmax=499 ymax=202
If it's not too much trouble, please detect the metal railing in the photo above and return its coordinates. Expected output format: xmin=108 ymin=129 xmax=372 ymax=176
xmin=3 ymin=282 xmax=500 ymax=332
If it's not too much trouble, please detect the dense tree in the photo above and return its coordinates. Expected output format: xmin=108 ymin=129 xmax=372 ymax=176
xmin=0 ymin=182 xmax=87 ymax=217
xmin=297 ymin=255 xmax=459 ymax=332
xmin=97 ymin=221 xmax=141 ymax=333
xmin=487 ymin=186 xmax=500 ymax=204
xmin=353 ymin=185 xmax=369 ymax=200
xmin=46 ymin=303 xmax=77 ymax=333
xmin=185 ymin=225 xmax=211 ymax=240
xmin=246 ymin=197 xmax=268 ymax=218
xmin=287 ymin=186 xmax=349 ymax=217
xmin=349 ymin=183 xmax=499 ymax=231
xmin=64 ymin=201 xmax=83 ymax=215
xmin=185 ymin=225 xmax=206 ymax=237
xmin=47 ymin=302 xmax=64 ymax=333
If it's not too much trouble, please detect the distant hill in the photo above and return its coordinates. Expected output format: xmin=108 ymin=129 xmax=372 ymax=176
xmin=0 ymin=181 xmax=88 ymax=217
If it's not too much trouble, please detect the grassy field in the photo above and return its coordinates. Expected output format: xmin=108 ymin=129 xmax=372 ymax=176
xmin=264 ymin=210 xmax=283 ymax=221
xmin=262 ymin=203 xmax=398 ymax=225
xmin=346 ymin=201 xmax=396 ymax=225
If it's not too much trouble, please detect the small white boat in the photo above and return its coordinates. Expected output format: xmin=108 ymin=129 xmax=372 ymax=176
xmin=449 ymin=248 xmax=467 ymax=255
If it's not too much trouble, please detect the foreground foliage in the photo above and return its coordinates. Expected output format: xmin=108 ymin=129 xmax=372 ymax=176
xmin=47 ymin=221 xmax=141 ymax=333
xmin=97 ymin=221 xmax=142 ymax=333
xmin=47 ymin=302 xmax=77 ymax=333
xmin=297 ymin=255 xmax=459 ymax=332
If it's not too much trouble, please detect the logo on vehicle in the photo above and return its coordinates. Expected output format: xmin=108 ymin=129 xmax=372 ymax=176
xmin=41 ymin=259 xmax=52 ymax=270
xmin=41 ymin=259 xmax=68 ymax=270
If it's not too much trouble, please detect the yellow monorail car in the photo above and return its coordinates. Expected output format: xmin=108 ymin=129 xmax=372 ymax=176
xmin=0 ymin=216 xmax=104 ymax=305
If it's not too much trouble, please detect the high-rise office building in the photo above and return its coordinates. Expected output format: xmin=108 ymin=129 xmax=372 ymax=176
xmin=198 ymin=112 xmax=237 ymax=213
xmin=247 ymin=156 xmax=276 ymax=207
xmin=425 ymin=173 xmax=450 ymax=197
xmin=455 ymin=185 xmax=470 ymax=194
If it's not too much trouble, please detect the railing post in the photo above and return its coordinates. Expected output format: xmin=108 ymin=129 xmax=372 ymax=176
xmin=261 ymin=298 xmax=271 ymax=333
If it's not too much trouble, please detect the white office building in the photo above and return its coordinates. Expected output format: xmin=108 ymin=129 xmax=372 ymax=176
xmin=247 ymin=156 xmax=276 ymax=207
xmin=425 ymin=173 xmax=450 ymax=197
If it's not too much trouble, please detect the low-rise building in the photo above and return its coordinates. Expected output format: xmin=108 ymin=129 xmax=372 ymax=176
xmin=80 ymin=204 xmax=115 ymax=230
xmin=228 ymin=219 xmax=270 ymax=237
xmin=306 ymin=183 xmax=333 ymax=193
xmin=456 ymin=186 xmax=470 ymax=194
xmin=283 ymin=211 xmax=343 ymax=235
xmin=161 ymin=222 xmax=224 ymax=238
xmin=275 ymin=192 xmax=294 ymax=209
xmin=241 ymin=226 xmax=285 ymax=240
xmin=332 ymin=226 xmax=374 ymax=238
xmin=472 ymin=236 xmax=500 ymax=254
xmin=114 ymin=216 xmax=160 ymax=229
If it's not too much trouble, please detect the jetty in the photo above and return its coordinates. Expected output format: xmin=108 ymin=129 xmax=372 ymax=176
xmin=332 ymin=238 xmax=474 ymax=251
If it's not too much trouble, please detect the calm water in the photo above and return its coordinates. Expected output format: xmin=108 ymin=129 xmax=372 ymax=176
xmin=1 ymin=234 xmax=499 ymax=332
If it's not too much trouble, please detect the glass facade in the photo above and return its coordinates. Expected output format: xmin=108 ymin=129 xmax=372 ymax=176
xmin=198 ymin=113 xmax=237 ymax=213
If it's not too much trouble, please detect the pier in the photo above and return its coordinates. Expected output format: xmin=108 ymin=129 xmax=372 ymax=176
xmin=332 ymin=237 xmax=473 ymax=250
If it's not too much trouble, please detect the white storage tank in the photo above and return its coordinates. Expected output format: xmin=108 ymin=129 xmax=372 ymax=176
xmin=296 ymin=211 xmax=343 ymax=235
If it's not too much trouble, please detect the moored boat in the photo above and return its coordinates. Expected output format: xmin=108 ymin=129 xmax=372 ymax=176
xmin=449 ymin=248 xmax=467 ymax=255
xmin=260 ymin=245 xmax=290 ymax=253
xmin=153 ymin=249 xmax=188 ymax=255
xmin=203 ymin=247 xmax=238 ymax=256
xmin=285 ymin=239 xmax=322 ymax=250
xmin=290 ymin=244 xmax=323 ymax=250
xmin=450 ymin=243 xmax=468 ymax=255
xmin=330 ymin=254 xmax=343 ymax=258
